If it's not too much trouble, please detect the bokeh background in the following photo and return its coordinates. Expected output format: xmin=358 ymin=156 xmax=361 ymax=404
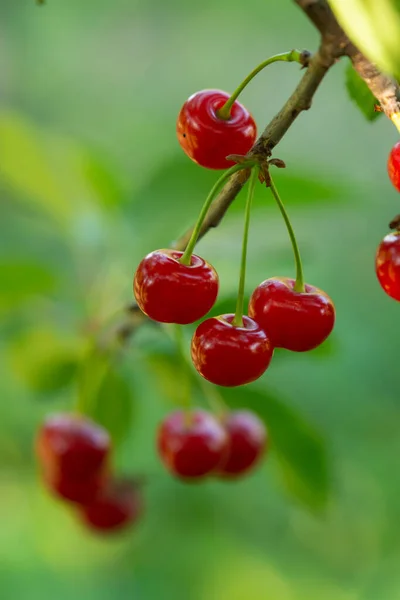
xmin=1 ymin=1 xmax=399 ymax=599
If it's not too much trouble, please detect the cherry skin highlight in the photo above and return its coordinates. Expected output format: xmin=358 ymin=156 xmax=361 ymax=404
xmin=388 ymin=142 xmax=400 ymax=192
xmin=248 ymin=277 xmax=335 ymax=352
xmin=79 ymin=478 xmax=143 ymax=533
xmin=134 ymin=249 xmax=219 ymax=324
xmin=375 ymin=231 xmax=400 ymax=301
xmin=217 ymin=410 xmax=267 ymax=478
xmin=36 ymin=413 xmax=111 ymax=482
xmin=191 ymin=314 xmax=273 ymax=387
xmin=157 ymin=409 xmax=229 ymax=479
xmin=177 ymin=90 xmax=257 ymax=170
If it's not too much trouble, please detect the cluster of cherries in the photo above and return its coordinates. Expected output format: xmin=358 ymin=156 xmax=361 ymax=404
xmin=158 ymin=408 xmax=267 ymax=480
xmin=376 ymin=142 xmax=400 ymax=302
xmin=134 ymin=84 xmax=337 ymax=480
xmin=36 ymin=51 xmax=400 ymax=529
xmin=36 ymin=413 xmax=142 ymax=533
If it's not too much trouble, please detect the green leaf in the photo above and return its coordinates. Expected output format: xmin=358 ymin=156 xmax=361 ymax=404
xmin=0 ymin=261 xmax=57 ymax=311
xmin=0 ymin=112 xmax=72 ymax=222
xmin=80 ymin=149 xmax=125 ymax=210
xmin=91 ymin=367 xmax=132 ymax=445
xmin=78 ymin=349 xmax=133 ymax=444
xmin=220 ymin=387 xmax=330 ymax=511
xmin=9 ymin=329 xmax=81 ymax=395
xmin=128 ymin=155 xmax=343 ymax=248
xmin=345 ymin=63 xmax=382 ymax=121
xmin=329 ymin=0 xmax=400 ymax=80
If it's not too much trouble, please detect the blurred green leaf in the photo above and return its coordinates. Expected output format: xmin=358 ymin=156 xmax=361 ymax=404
xmin=9 ymin=329 xmax=81 ymax=395
xmin=77 ymin=347 xmax=110 ymax=415
xmin=345 ymin=63 xmax=382 ymax=121
xmin=81 ymin=150 xmax=125 ymax=210
xmin=221 ymin=387 xmax=330 ymax=511
xmin=78 ymin=348 xmax=133 ymax=444
xmin=0 ymin=261 xmax=57 ymax=311
xmin=329 ymin=0 xmax=400 ymax=80
xmin=245 ymin=170 xmax=343 ymax=212
xmin=129 ymin=156 xmax=342 ymax=247
xmin=91 ymin=367 xmax=132 ymax=444
xmin=0 ymin=112 xmax=72 ymax=221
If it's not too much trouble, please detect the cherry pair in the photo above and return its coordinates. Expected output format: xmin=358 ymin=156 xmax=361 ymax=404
xmin=36 ymin=414 xmax=142 ymax=533
xmin=191 ymin=277 xmax=335 ymax=386
xmin=157 ymin=408 xmax=267 ymax=480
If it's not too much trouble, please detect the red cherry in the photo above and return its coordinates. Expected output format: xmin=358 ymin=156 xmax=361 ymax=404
xmin=191 ymin=314 xmax=273 ymax=387
xmin=79 ymin=479 xmax=143 ymax=533
xmin=376 ymin=231 xmax=400 ymax=301
xmin=36 ymin=413 xmax=110 ymax=481
xmin=134 ymin=249 xmax=219 ymax=324
xmin=388 ymin=142 xmax=400 ymax=191
xmin=177 ymin=89 xmax=257 ymax=170
xmin=248 ymin=277 xmax=335 ymax=352
xmin=157 ymin=409 xmax=229 ymax=479
xmin=217 ymin=410 xmax=267 ymax=478
xmin=43 ymin=469 xmax=107 ymax=504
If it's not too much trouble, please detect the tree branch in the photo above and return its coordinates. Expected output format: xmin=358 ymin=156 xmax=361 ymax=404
xmin=108 ymin=0 xmax=400 ymax=345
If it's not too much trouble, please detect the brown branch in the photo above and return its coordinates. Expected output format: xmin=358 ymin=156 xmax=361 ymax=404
xmin=349 ymin=49 xmax=400 ymax=118
xmin=108 ymin=0 xmax=400 ymax=345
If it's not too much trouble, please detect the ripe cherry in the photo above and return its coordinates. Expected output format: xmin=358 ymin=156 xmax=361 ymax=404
xmin=43 ymin=469 xmax=107 ymax=505
xmin=157 ymin=409 xmax=229 ymax=479
xmin=79 ymin=479 xmax=143 ymax=533
xmin=248 ymin=277 xmax=335 ymax=352
xmin=217 ymin=410 xmax=267 ymax=478
xmin=191 ymin=314 xmax=273 ymax=387
xmin=177 ymin=89 xmax=257 ymax=170
xmin=388 ymin=142 xmax=400 ymax=191
xmin=134 ymin=249 xmax=219 ymax=324
xmin=36 ymin=413 xmax=110 ymax=481
xmin=375 ymin=231 xmax=400 ymax=301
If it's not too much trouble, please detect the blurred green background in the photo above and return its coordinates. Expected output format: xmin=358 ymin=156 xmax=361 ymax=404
xmin=1 ymin=1 xmax=400 ymax=599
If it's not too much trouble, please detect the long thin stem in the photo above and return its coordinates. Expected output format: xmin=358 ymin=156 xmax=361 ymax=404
xmin=217 ymin=50 xmax=305 ymax=120
xmin=269 ymin=173 xmax=305 ymax=292
xmin=173 ymin=324 xmax=192 ymax=411
xmin=180 ymin=162 xmax=254 ymax=265
xmin=232 ymin=167 xmax=258 ymax=327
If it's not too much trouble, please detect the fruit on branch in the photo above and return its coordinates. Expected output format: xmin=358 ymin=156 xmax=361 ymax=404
xmin=388 ymin=142 xmax=400 ymax=192
xmin=217 ymin=410 xmax=267 ymax=478
xmin=78 ymin=478 xmax=143 ymax=533
xmin=36 ymin=413 xmax=111 ymax=481
xmin=375 ymin=231 xmax=400 ymax=301
xmin=177 ymin=90 xmax=257 ymax=170
xmin=134 ymin=249 xmax=219 ymax=324
xmin=191 ymin=314 xmax=273 ymax=387
xmin=157 ymin=409 xmax=229 ymax=479
xmin=248 ymin=277 xmax=335 ymax=352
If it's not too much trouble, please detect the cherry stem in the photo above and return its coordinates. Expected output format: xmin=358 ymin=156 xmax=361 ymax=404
xmin=269 ymin=174 xmax=305 ymax=293
xmin=232 ymin=167 xmax=258 ymax=327
xmin=173 ymin=324 xmax=193 ymax=422
xmin=180 ymin=162 xmax=255 ymax=266
xmin=217 ymin=50 xmax=305 ymax=120
xmin=199 ymin=379 xmax=228 ymax=417
xmin=169 ymin=326 xmax=227 ymax=417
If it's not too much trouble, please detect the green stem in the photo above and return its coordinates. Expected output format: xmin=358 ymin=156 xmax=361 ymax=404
xmin=217 ymin=50 xmax=305 ymax=120
xmin=199 ymin=379 xmax=228 ymax=417
xmin=180 ymin=162 xmax=254 ymax=266
xmin=269 ymin=174 xmax=305 ymax=292
xmin=173 ymin=324 xmax=192 ymax=409
xmin=232 ymin=167 xmax=258 ymax=327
